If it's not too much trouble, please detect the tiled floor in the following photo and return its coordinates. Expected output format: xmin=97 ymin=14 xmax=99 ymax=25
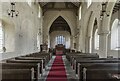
xmin=63 ymin=55 xmax=79 ymax=81
xmin=40 ymin=55 xmax=79 ymax=81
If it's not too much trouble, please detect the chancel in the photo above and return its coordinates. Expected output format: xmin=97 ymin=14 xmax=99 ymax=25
xmin=0 ymin=0 xmax=120 ymax=81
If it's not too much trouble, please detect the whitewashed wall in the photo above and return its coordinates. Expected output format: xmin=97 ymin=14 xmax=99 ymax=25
xmin=43 ymin=10 xmax=77 ymax=49
xmin=0 ymin=2 xmax=42 ymax=60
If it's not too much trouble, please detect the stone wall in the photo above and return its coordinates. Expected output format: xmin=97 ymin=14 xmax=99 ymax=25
xmin=0 ymin=2 xmax=42 ymax=60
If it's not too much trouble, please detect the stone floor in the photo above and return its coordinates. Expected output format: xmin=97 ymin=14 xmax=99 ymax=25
xmin=40 ymin=55 xmax=79 ymax=81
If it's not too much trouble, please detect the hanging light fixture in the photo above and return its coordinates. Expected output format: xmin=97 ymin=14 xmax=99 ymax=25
xmin=100 ymin=2 xmax=110 ymax=20
xmin=7 ymin=2 xmax=19 ymax=18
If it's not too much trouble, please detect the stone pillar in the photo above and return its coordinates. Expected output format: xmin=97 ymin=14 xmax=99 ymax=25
xmin=40 ymin=17 xmax=43 ymax=44
xmin=76 ymin=36 xmax=80 ymax=51
xmin=70 ymin=36 xmax=73 ymax=49
xmin=98 ymin=13 xmax=110 ymax=58
xmin=70 ymin=36 xmax=74 ymax=50
xmin=85 ymin=36 xmax=91 ymax=53
xmin=91 ymin=36 xmax=95 ymax=53
xmin=98 ymin=31 xmax=109 ymax=58
xmin=107 ymin=34 xmax=111 ymax=56
xmin=89 ymin=36 xmax=93 ymax=53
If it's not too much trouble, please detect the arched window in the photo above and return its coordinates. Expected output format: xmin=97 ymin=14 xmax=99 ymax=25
xmin=94 ymin=29 xmax=99 ymax=50
xmin=0 ymin=21 xmax=3 ymax=52
xmin=56 ymin=35 xmax=65 ymax=45
xmin=87 ymin=0 xmax=92 ymax=8
xmin=27 ymin=0 xmax=32 ymax=7
xmin=79 ymin=6 xmax=81 ymax=20
xmin=38 ymin=6 xmax=41 ymax=18
xmin=37 ymin=33 xmax=40 ymax=50
xmin=111 ymin=19 xmax=120 ymax=50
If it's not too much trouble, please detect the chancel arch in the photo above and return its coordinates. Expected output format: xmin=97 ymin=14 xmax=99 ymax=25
xmin=43 ymin=11 xmax=76 ymax=47
xmin=49 ymin=16 xmax=71 ymax=49
xmin=46 ymin=14 xmax=74 ymax=36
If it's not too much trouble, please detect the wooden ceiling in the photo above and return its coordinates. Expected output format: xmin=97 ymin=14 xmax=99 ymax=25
xmin=39 ymin=2 xmax=80 ymax=8
xmin=112 ymin=0 xmax=120 ymax=14
xmin=39 ymin=2 xmax=81 ymax=15
xmin=49 ymin=16 xmax=71 ymax=34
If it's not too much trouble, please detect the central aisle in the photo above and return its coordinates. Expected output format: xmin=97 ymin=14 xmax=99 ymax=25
xmin=40 ymin=55 xmax=78 ymax=81
xmin=46 ymin=56 xmax=67 ymax=81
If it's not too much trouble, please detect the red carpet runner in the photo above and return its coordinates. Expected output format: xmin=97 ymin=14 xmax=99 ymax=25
xmin=46 ymin=56 xmax=67 ymax=81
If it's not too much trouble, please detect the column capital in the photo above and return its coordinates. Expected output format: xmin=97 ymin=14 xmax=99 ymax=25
xmin=98 ymin=30 xmax=110 ymax=35
xmin=85 ymin=35 xmax=92 ymax=38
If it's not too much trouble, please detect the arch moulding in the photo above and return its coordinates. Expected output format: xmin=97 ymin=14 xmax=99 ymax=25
xmin=47 ymin=14 xmax=74 ymax=36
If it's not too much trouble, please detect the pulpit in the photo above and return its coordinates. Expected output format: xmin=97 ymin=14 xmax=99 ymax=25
xmin=40 ymin=43 xmax=48 ymax=52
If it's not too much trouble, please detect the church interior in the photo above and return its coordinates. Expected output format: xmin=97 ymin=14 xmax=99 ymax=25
xmin=0 ymin=0 xmax=120 ymax=81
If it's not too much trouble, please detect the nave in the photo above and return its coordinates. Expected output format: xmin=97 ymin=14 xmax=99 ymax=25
xmin=0 ymin=0 xmax=120 ymax=81
xmin=1 ymin=52 xmax=120 ymax=81
xmin=41 ymin=55 xmax=78 ymax=81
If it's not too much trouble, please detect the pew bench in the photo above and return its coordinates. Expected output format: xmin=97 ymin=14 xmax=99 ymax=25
xmin=6 ymin=59 xmax=43 ymax=78
xmin=1 ymin=69 xmax=34 ymax=81
xmin=66 ymin=53 xmax=98 ymax=65
xmin=83 ymin=68 xmax=120 ymax=81
xmin=15 ymin=57 xmax=46 ymax=69
xmin=74 ymin=59 xmax=120 ymax=74
xmin=25 ymin=53 xmax=51 ymax=66
xmin=66 ymin=53 xmax=98 ymax=62
xmin=70 ymin=55 xmax=99 ymax=67
xmin=77 ymin=63 xmax=120 ymax=81
xmin=1 ymin=62 xmax=40 ymax=80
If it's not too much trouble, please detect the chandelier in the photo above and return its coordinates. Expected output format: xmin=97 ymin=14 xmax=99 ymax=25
xmin=7 ymin=2 xmax=19 ymax=18
xmin=100 ymin=2 xmax=110 ymax=20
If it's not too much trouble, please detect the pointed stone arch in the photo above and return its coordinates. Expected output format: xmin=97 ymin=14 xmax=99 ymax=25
xmin=105 ymin=0 xmax=118 ymax=30
xmin=47 ymin=14 xmax=74 ymax=36
xmin=49 ymin=16 xmax=71 ymax=49
xmin=49 ymin=16 xmax=71 ymax=35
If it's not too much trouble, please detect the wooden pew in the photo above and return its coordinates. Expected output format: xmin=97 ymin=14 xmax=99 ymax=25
xmin=72 ymin=58 xmax=111 ymax=70
xmin=66 ymin=52 xmax=82 ymax=61
xmin=66 ymin=53 xmax=98 ymax=65
xmin=28 ymin=52 xmax=51 ymax=60
xmin=67 ymin=54 xmax=99 ymax=68
xmin=83 ymin=68 xmax=120 ymax=81
xmin=25 ymin=53 xmax=51 ymax=66
xmin=15 ymin=57 xmax=45 ymax=69
xmin=66 ymin=53 xmax=97 ymax=60
xmin=1 ymin=63 xmax=40 ymax=80
xmin=77 ymin=63 xmax=120 ymax=81
xmin=70 ymin=54 xmax=99 ymax=66
xmin=74 ymin=59 xmax=120 ymax=74
xmin=6 ymin=59 xmax=43 ymax=78
xmin=1 ymin=69 xmax=34 ymax=81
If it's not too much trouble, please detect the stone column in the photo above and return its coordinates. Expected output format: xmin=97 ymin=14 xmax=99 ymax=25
xmin=91 ymin=36 xmax=95 ymax=53
xmin=40 ymin=17 xmax=43 ymax=44
xmin=98 ymin=12 xmax=110 ymax=58
xmin=107 ymin=34 xmax=111 ymax=56
xmin=85 ymin=36 xmax=91 ymax=53
xmin=76 ymin=36 xmax=80 ymax=51
xmin=98 ymin=31 xmax=109 ymax=58
xmin=70 ymin=36 xmax=73 ymax=49
xmin=89 ymin=36 xmax=94 ymax=53
xmin=70 ymin=36 xmax=74 ymax=50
